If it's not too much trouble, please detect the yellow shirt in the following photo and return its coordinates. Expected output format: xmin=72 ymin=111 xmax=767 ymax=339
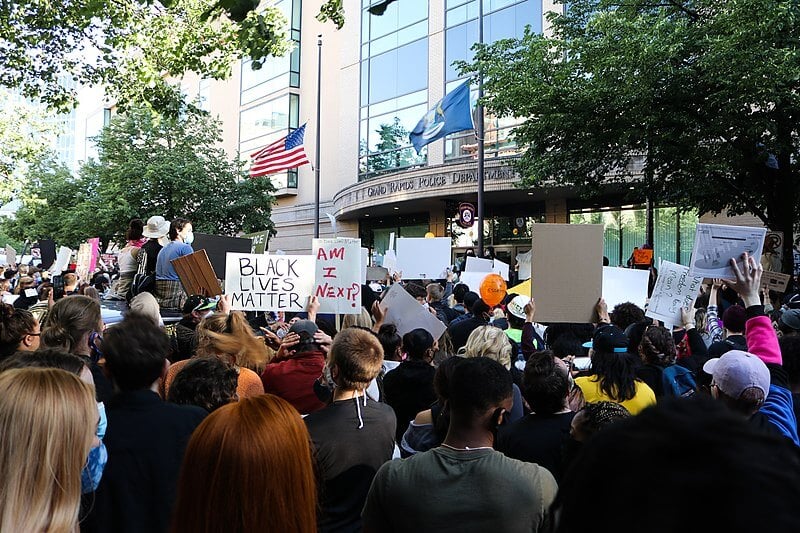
xmin=574 ymin=376 xmax=656 ymax=415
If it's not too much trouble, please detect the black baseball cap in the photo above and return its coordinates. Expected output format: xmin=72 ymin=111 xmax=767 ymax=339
xmin=183 ymin=295 xmax=217 ymax=315
xmin=583 ymin=324 xmax=629 ymax=353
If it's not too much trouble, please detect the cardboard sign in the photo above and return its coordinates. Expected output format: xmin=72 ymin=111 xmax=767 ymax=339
xmin=4 ymin=245 xmax=16 ymax=266
xmin=602 ymin=267 xmax=650 ymax=311
xmin=689 ymin=224 xmax=767 ymax=279
xmin=75 ymin=242 xmax=93 ymax=281
xmin=646 ymin=260 xmax=703 ymax=326
xmin=244 ymin=230 xmax=270 ymax=254
xmin=531 ymin=224 xmax=604 ymax=323
xmin=396 ymin=237 xmax=451 ymax=279
xmin=172 ymin=250 xmax=223 ymax=298
xmin=761 ymin=271 xmax=791 ymax=293
xmin=192 ymin=233 xmax=253 ymax=280
xmin=312 ymin=238 xmax=362 ymax=314
xmin=632 ymin=248 xmax=653 ymax=265
xmin=378 ymin=283 xmax=447 ymax=340
xmin=224 ymin=253 xmax=315 ymax=311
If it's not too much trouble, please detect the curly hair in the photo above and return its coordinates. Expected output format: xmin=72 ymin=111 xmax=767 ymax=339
xmin=638 ymin=325 xmax=677 ymax=366
xmin=167 ymin=357 xmax=238 ymax=412
xmin=611 ymin=302 xmax=646 ymax=331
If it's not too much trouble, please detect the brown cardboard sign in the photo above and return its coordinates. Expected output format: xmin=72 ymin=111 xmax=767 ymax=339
xmin=761 ymin=271 xmax=791 ymax=293
xmin=531 ymin=223 xmax=604 ymax=323
xmin=171 ymin=250 xmax=222 ymax=297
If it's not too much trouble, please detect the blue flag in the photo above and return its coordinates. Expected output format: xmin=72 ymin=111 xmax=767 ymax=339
xmin=409 ymin=81 xmax=474 ymax=154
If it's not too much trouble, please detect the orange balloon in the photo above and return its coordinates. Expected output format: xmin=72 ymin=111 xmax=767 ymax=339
xmin=479 ymin=273 xmax=507 ymax=307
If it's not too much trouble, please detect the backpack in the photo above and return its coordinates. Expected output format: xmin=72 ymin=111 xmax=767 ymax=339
xmin=662 ymin=364 xmax=697 ymax=398
xmin=127 ymin=249 xmax=155 ymax=300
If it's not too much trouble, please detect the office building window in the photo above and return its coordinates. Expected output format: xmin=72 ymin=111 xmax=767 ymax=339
xmin=444 ymin=0 xmax=542 ymax=161
xmin=239 ymin=93 xmax=300 ymax=189
xmin=359 ymin=1 xmax=429 ymax=179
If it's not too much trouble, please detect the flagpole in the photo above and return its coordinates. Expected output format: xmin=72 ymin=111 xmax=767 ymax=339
xmin=476 ymin=0 xmax=485 ymax=257
xmin=314 ymin=34 xmax=323 ymax=239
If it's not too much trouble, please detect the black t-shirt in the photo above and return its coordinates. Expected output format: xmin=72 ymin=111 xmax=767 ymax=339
xmin=496 ymin=411 xmax=575 ymax=483
xmin=382 ymin=360 xmax=436 ymax=442
xmin=140 ymin=239 xmax=163 ymax=275
xmin=304 ymin=397 xmax=396 ymax=533
xmin=708 ymin=334 xmax=747 ymax=358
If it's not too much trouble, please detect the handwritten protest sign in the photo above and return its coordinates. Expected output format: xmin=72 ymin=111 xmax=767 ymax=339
xmin=244 ymin=230 xmax=270 ymax=254
xmin=87 ymin=238 xmax=100 ymax=274
xmin=492 ymin=258 xmax=510 ymax=280
xmin=396 ymin=237 xmax=451 ymax=279
xmin=378 ymin=283 xmax=446 ymax=339
xmin=312 ymin=238 xmax=362 ymax=314
xmin=646 ymin=260 xmax=703 ymax=327
xmin=225 ymin=253 xmax=315 ymax=312
xmin=4 ymin=245 xmax=15 ymax=266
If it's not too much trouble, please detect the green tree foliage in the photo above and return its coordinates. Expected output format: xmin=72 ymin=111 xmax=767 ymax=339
xmin=367 ymin=118 xmax=425 ymax=175
xmin=0 ymin=90 xmax=60 ymax=204
xmin=461 ymin=0 xmax=800 ymax=272
xmin=5 ymin=106 xmax=276 ymax=248
xmin=0 ymin=0 xmax=344 ymax=113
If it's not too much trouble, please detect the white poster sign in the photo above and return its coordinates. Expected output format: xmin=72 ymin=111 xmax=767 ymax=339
xmin=361 ymin=247 xmax=369 ymax=284
xmin=51 ymin=246 xmax=72 ymax=275
xmin=646 ymin=260 xmax=704 ymax=326
xmin=225 ymin=253 xmax=315 ymax=312
xmin=396 ymin=237 xmax=451 ymax=279
xmin=465 ymin=256 xmax=493 ymax=272
xmin=312 ymin=238 xmax=362 ymax=314
xmin=492 ymin=258 xmax=510 ymax=281
xmin=457 ymin=271 xmax=489 ymax=293
xmin=602 ymin=267 xmax=650 ymax=310
xmin=378 ymin=283 xmax=447 ymax=339
xmin=689 ymin=223 xmax=767 ymax=279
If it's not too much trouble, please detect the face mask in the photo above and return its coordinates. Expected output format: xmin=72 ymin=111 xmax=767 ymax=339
xmin=82 ymin=402 xmax=108 ymax=493
xmin=184 ymin=232 xmax=194 ymax=245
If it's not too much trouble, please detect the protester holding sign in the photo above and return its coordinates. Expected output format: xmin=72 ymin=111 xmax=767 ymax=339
xmin=155 ymin=218 xmax=194 ymax=310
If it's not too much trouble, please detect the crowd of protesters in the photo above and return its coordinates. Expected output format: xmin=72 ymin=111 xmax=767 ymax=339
xmin=2 ymin=213 xmax=800 ymax=532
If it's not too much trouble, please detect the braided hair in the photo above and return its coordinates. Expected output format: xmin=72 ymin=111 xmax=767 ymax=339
xmin=638 ymin=325 xmax=677 ymax=367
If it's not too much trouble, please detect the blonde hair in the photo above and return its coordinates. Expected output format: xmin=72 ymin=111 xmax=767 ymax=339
xmin=461 ymin=325 xmax=513 ymax=370
xmin=0 ymin=368 xmax=96 ymax=533
xmin=340 ymin=307 xmax=373 ymax=329
xmin=196 ymin=311 xmax=272 ymax=373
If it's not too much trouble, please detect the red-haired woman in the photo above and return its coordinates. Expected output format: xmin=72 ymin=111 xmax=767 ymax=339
xmin=171 ymin=394 xmax=317 ymax=533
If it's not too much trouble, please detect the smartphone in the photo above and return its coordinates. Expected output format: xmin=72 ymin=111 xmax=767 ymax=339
xmin=52 ymin=275 xmax=65 ymax=301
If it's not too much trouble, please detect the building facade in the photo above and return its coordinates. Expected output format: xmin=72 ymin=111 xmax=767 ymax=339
xmin=181 ymin=0 xmax=699 ymax=271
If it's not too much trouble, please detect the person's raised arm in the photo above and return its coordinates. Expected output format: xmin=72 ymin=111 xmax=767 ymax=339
xmin=707 ymin=279 xmax=724 ymax=342
xmin=726 ymin=253 xmax=780 ymax=365
xmin=521 ymin=300 xmax=539 ymax=357
xmin=306 ymin=295 xmax=320 ymax=323
xmin=596 ymin=298 xmax=610 ymax=325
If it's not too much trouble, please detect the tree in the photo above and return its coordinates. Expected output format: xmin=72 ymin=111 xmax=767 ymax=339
xmin=0 ymin=89 xmax=60 ymax=204
xmin=460 ymin=0 xmax=800 ymax=273
xmin=0 ymin=0 xmax=344 ymax=113
xmin=5 ymin=105 xmax=276 ymax=248
xmin=368 ymin=118 xmax=424 ymax=174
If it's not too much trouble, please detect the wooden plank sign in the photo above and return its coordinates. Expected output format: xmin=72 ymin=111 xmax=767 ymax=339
xmin=172 ymin=250 xmax=222 ymax=297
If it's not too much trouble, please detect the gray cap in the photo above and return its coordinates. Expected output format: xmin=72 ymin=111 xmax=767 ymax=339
xmin=779 ymin=309 xmax=800 ymax=331
xmin=289 ymin=319 xmax=318 ymax=343
xmin=703 ymin=350 xmax=770 ymax=399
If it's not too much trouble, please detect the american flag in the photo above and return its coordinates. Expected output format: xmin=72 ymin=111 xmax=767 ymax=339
xmin=249 ymin=123 xmax=311 ymax=178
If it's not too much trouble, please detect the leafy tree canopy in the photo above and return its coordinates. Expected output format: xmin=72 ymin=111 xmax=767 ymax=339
xmin=5 ymin=104 xmax=276 ymax=248
xmin=0 ymin=0 xmax=344 ymax=113
xmin=460 ymin=0 xmax=800 ymax=270
xmin=0 ymin=89 xmax=60 ymax=204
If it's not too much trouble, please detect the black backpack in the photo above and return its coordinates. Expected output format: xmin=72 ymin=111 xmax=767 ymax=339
xmin=127 ymin=249 xmax=155 ymax=301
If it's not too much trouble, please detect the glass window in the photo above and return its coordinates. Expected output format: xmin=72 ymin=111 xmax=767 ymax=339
xmin=239 ymin=95 xmax=290 ymax=146
xmin=368 ymin=38 xmax=428 ymax=104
